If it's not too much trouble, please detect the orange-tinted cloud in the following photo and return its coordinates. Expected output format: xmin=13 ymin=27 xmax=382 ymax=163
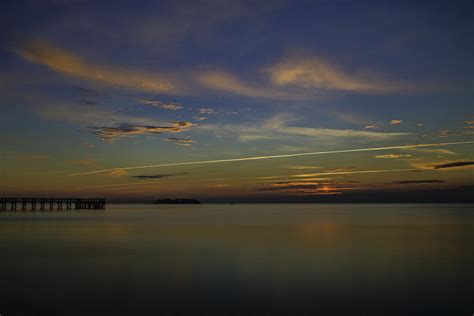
xmin=266 ymin=56 xmax=417 ymax=94
xmin=13 ymin=40 xmax=175 ymax=93
xmin=197 ymin=71 xmax=305 ymax=100
xmin=374 ymin=154 xmax=412 ymax=159
xmin=390 ymin=119 xmax=403 ymax=125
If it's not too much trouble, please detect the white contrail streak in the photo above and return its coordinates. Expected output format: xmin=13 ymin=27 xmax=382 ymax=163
xmin=68 ymin=140 xmax=474 ymax=176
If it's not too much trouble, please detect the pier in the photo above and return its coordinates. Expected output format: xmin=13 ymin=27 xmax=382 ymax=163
xmin=0 ymin=198 xmax=106 ymax=212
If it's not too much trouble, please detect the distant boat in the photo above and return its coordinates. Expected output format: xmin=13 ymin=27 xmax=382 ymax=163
xmin=153 ymin=198 xmax=201 ymax=204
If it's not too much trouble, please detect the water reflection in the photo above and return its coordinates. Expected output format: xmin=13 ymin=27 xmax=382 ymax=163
xmin=1 ymin=204 xmax=473 ymax=315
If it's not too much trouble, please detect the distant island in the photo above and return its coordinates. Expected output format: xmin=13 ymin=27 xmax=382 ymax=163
xmin=153 ymin=198 xmax=201 ymax=204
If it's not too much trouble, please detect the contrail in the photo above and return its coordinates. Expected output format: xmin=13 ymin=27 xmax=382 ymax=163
xmin=68 ymin=140 xmax=474 ymax=176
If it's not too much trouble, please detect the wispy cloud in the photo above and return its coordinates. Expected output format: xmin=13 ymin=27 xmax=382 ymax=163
xmin=438 ymin=129 xmax=474 ymax=137
xmin=374 ymin=154 xmax=412 ymax=159
xmin=164 ymin=137 xmax=196 ymax=147
xmin=13 ymin=40 xmax=176 ymax=93
xmin=365 ymin=125 xmax=379 ymax=130
xmin=290 ymin=168 xmax=418 ymax=178
xmin=139 ymin=99 xmax=183 ymax=110
xmin=203 ymin=114 xmax=410 ymax=142
xmin=410 ymin=159 xmax=474 ymax=170
xmin=393 ymin=180 xmax=445 ymax=184
xmin=256 ymin=177 xmax=447 ymax=195
xmin=132 ymin=173 xmax=186 ymax=180
xmin=262 ymin=114 xmax=408 ymax=140
xmin=108 ymin=169 xmax=127 ymax=177
xmin=287 ymin=165 xmax=322 ymax=170
xmin=433 ymin=161 xmax=474 ymax=170
xmin=323 ymin=167 xmax=355 ymax=173
xmin=197 ymin=71 xmax=304 ymax=100
xmin=390 ymin=119 xmax=403 ymax=125
xmin=89 ymin=122 xmax=195 ymax=142
xmin=404 ymin=148 xmax=457 ymax=155
xmin=266 ymin=56 xmax=419 ymax=94
xmin=198 ymin=108 xmax=215 ymax=114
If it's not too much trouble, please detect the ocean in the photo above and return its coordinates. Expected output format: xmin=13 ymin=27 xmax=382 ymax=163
xmin=1 ymin=204 xmax=473 ymax=315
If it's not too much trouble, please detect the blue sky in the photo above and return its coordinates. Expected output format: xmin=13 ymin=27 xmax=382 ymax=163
xmin=1 ymin=0 xmax=473 ymax=201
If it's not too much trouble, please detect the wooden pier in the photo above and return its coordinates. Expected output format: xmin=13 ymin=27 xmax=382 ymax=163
xmin=0 ymin=198 xmax=106 ymax=212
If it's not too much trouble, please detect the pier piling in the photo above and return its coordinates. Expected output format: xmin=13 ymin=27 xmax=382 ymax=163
xmin=0 ymin=198 xmax=106 ymax=212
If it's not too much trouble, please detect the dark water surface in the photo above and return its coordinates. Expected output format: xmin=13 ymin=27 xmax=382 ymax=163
xmin=1 ymin=204 xmax=473 ymax=315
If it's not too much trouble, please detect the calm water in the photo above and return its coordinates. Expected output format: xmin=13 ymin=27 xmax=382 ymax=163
xmin=1 ymin=204 xmax=473 ymax=315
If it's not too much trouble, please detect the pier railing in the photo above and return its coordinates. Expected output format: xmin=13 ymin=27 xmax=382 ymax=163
xmin=0 ymin=198 xmax=106 ymax=212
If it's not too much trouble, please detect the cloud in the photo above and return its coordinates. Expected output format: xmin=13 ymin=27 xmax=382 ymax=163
xmin=201 ymin=114 xmax=409 ymax=142
xmin=255 ymin=178 xmax=448 ymax=195
xmin=198 ymin=108 xmax=215 ymax=114
xmin=193 ymin=116 xmax=208 ymax=121
xmin=132 ymin=173 xmax=185 ymax=180
xmin=199 ymin=58 xmax=413 ymax=99
xmin=365 ymin=125 xmax=379 ymax=130
xmin=197 ymin=71 xmax=304 ymax=100
xmin=374 ymin=154 xmax=412 ymax=159
xmin=12 ymin=40 xmax=429 ymax=102
xmin=266 ymin=56 xmax=416 ymax=94
xmin=324 ymin=167 xmax=355 ymax=172
xmin=13 ymin=40 xmax=176 ymax=93
xmin=71 ymin=158 xmax=93 ymax=165
xmin=139 ymin=99 xmax=183 ymax=110
xmin=328 ymin=111 xmax=373 ymax=126
xmin=288 ymin=165 xmax=322 ymax=170
xmin=256 ymin=114 xmax=409 ymax=140
xmin=108 ymin=169 xmax=127 ymax=177
xmin=255 ymin=182 xmax=342 ymax=195
xmin=133 ymin=175 xmax=168 ymax=179
xmin=164 ymin=137 xmax=196 ymax=147
xmin=390 ymin=120 xmax=403 ymax=125
xmin=393 ymin=180 xmax=445 ymax=184
xmin=465 ymin=121 xmax=474 ymax=125
xmin=410 ymin=159 xmax=474 ymax=170
xmin=291 ymin=168 xmax=418 ymax=178
xmin=405 ymin=148 xmax=457 ymax=155
xmin=433 ymin=161 xmax=474 ymax=170
xmin=89 ymin=122 xmax=195 ymax=142
xmin=438 ymin=129 xmax=474 ymax=137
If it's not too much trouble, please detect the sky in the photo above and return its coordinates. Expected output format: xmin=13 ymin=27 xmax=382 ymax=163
xmin=1 ymin=0 xmax=473 ymax=202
